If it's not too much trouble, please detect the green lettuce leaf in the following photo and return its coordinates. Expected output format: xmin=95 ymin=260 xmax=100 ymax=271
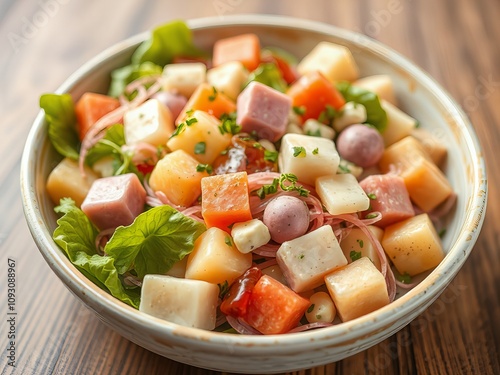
xmin=85 ymin=124 xmax=140 ymax=177
xmin=336 ymin=81 xmax=388 ymax=132
xmin=105 ymin=205 xmax=206 ymax=279
xmin=246 ymin=62 xmax=288 ymax=92
xmin=40 ymin=93 xmax=80 ymax=160
xmin=108 ymin=61 xmax=162 ymax=98
xmin=53 ymin=198 xmax=140 ymax=308
xmin=131 ymin=20 xmax=205 ymax=66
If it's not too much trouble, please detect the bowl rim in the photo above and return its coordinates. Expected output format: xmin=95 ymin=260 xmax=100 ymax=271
xmin=20 ymin=14 xmax=488 ymax=351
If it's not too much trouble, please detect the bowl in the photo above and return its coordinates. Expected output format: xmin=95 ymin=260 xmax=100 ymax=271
xmin=20 ymin=15 xmax=487 ymax=374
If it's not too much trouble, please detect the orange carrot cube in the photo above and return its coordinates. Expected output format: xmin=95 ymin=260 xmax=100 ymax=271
xmin=212 ymin=33 xmax=261 ymax=72
xmin=75 ymin=92 xmax=120 ymax=140
xmin=201 ymin=171 xmax=252 ymax=231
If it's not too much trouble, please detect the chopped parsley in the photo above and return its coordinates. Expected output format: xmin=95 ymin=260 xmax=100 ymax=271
xmin=186 ymin=108 xmax=194 ymax=116
xmin=186 ymin=117 xmax=198 ymax=126
xmin=312 ymin=147 xmax=319 ymax=155
xmin=208 ymin=86 xmax=218 ymax=101
xmin=350 ymin=250 xmax=362 ymax=262
xmin=224 ymin=236 xmax=233 ymax=247
xmin=356 ymin=239 xmax=364 ymax=248
xmin=218 ymin=112 xmax=241 ymax=135
xmin=307 ymin=304 xmax=315 ymax=314
xmin=306 ymin=129 xmax=322 ymax=137
xmin=365 ymin=213 xmax=378 ymax=219
xmin=318 ymin=104 xmax=338 ymax=125
xmin=338 ymin=163 xmax=351 ymax=174
xmin=170 ymin=122 xmax=186 ymax=138
xmin=396 ymin=272 xmax=412 ymax=284
xmin=253 ymin=178 xmax=279 ymax=199
xmin=293 ymin=105 xmax=306 ymax=115
xmin=264 ymin=150 xmax=279 ymax=162
xmin=196 ymin=163 xmax=213 ymax=174
xmin=438 ymin=228 xmax=447 ymax=238
xmin=279 ymin=173 xmax=309 ymax=197
xmin=292 ymin=146 xmax=306 ymax=158
xmin=194 ymin=142 xmax=206 ymax=155
xmin=218 ymin=280 xmax=230 ymax=298
xmin=367 ymin=193 xmax=377 ymax=200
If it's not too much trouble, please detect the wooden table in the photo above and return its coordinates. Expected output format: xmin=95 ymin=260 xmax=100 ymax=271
xmin=1 ymin=0 xmax=498 ymax=374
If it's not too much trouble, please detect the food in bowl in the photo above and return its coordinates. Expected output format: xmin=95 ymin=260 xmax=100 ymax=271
xmin=41 ymin=20 xmax=456 ymax=335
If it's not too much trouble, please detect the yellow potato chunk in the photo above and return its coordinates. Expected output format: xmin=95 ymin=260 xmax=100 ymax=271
xmin=167 ymin=110 xmax=232 ymax=164
xmin=46 ymin=158 xmax=98 ymax=207
xmin=380 ymin=100 xmax=417 ymax=146
xmin=340 ymin=226 xmax=384 ymax=271
xmin=324 ymin=257 xmax=390 ymax=322
xmin=185 ymin=227 xmax=252 ymax=285
xmin=149 ymin=149 xmax=208 ymax=207
xmin=379 ymin=136 xmax=453 ymax=212
xmin=382 ymin=213 xmax=445 ymax=276
xmin=354 ymin=75 xmax=397 ymax=105
xmin=410 ymin=128 xmax=448 ymax=167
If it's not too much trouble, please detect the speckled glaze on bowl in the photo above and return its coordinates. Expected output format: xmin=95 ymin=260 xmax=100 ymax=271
xmin=20 ymin=15 xmax=487 ymax=374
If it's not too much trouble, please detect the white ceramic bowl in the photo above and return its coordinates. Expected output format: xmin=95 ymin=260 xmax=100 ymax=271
xmin=20 ymin=15 xmax=487 ymax=374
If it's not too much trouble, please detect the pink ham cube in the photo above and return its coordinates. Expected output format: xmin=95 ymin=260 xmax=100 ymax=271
xmin=236 ymin=81 xmax=291 ymax=141
xmin=81 ymin=173 xmax=146 ymax=230
xmin=359 ymin=174 xmax=415 ymax=228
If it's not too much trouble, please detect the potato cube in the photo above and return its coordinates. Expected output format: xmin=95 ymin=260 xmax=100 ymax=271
xmin=279 ymin=133 xmax=340 ymax=185
xmin=297 ymin=41 xmax=359 ymax=83
xmin=123 ymin=98 xmax=174 ymax=146
xmin=207 ymin=61 xmax=249 ymax=100
xmin=380 ymin=100 xmax=417 ymax=146
xmin=185 ymin=227 xmax=252 ymax=285
xmin=139 ymin=274 xmax=219 ymax=330
xmin=46 ymin=158 xmax=99 ymax=207
xmin=167 ymin=110 xmax=232 ymax=164
xmin=316 ymin=173 xmax=370 ymax=215
xmin=231 ymin=219 xmax=271 ymax=254
xmin=324 ymin=257 xmax=390 ymax=322
xmin=379 ymin=137 xmax=452 ymax=212
xmin=410 ymin=128 xmax=448 ymax=167
xmin=276 ymin=225 xmax=347 ymax=293
xmin=354 ymin=75 xmax=397 ymax=105
xmin=340 ymin=226 xmax=384 ymax=271
xmin=162 ymin=62 xmax=206 ymax=98
xmin=382 ymin=213 xmax=445 ymax=276
xmin=149 ymin=150 xmax=209 ymax=207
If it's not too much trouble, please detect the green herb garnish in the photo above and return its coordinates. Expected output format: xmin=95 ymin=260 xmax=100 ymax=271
xmin=292 ymin=146 xmax=306 ymax=158
xmin=194 ymin=142 xmax=206 ymax=155
xmin=350 ymin=250 xmax=362 ymax=262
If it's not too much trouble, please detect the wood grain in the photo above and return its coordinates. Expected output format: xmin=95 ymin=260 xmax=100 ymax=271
xmin=1 ymin=0 xmax=498 ymax=374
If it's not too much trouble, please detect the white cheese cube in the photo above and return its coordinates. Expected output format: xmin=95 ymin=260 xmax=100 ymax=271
xmin=162 ymin=62 xmax=207 ymax=98
xmin=324 ymin=257 xmax=390 ymax=322
xmin=207 ymin=61 xmax=248 ymax=100
xmin=276 ymin=225 xmax=347 ymax=293
xmin=333 ymin=101 xmax=367 ymax=132
xmin=381 ymin=99 xmax=417 ymax=146
xmin=303 ymin=119 xmax=336 ymax=139
xmin=297 ymin=41 xmax=359 ymax=83
xmin=340 ymin=226 xmax=384 ymax=271
xmin=231 ymin=219 xmax=271 ymax=254
xmin=279 ymin=133 xmax=340 ymax=185
xmin=354 ymin=74 xmax=397 ymax=105
xmin=139 ymin=274 xmax=219 ymax=330
xmin=316 ymin=173 xmax=370 ymax=214
xmin=123 ymin=99 xmax=174 ymax=146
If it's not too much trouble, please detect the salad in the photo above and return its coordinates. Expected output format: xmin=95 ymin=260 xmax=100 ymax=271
xmin=42 ymin=20 xmax=456 ymax=335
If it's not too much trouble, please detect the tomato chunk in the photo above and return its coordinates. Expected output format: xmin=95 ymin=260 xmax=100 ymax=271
xmin=75 ymin=92 xmax=120 ymax=140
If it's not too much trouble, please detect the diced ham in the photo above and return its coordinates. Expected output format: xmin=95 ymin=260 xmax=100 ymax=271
xmin=81 ymin=173 xmax=146 ymax=230
xmin=359 ymin=174 xmax=415 ymax=228
xmin=236 ymin=81 xmax=291 ymax=142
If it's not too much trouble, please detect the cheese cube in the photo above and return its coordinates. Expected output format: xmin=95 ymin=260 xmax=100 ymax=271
xmin=123 ymin=99 xmax=174 ymax=146
xmin=162 ymin=62 xmax=206 ymax=98
xmin=324 ymin=257 xmax=390 ymax=322
xmin=139 ymin=275 xmax=219 ymax=330
xmin=46 ymin=158 xmax=99 ymax=207
xmin=297 ymin=41 xmax=359 ymax=83
xmin=316 ymin=173 xmax=370 ymax=215
xmin=380 ymin=100 xmax=417 ymax=146
xmin=231 ymin=219 xmax=271 ymax=254
xmin=354 ymin=75 xmax=397 ymax=105
xmin=276 ymin=225 xmax=347 ymax=293
xmin=340 ymin=226 xmax=384 ymax=271
xmin=279 ymin=133 xmax=340 ymax=185
xmin=382 ymin=213 xmax=445 ymax=276
xmin=303 ymin=119 xmax=336 ymax=139
xmin=207 ymin=61 xmax=249 ymax=100
xmin=185 ymin=227 xmax=252 ymax=285
xmin=167 ymin=110 xmax=232 ymax=164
